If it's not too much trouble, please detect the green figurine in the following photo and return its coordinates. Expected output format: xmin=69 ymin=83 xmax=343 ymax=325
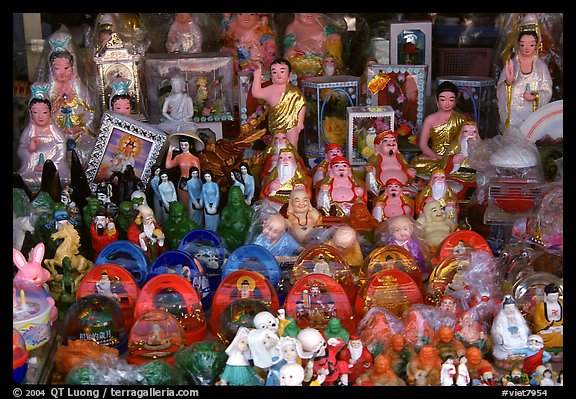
xmin=323 ymin=317 xmax=350 ymax=344
xmin=217 ymin=186 xmax=254 ymax=252
xmin=281 ymin=316 xmax=302 ymax=338
xmin=57 ymin=256 xmax=76 ymax=319
xmin=174 ymin=341 xmax=228 ymax=386
xmin=116 ymin=200 xmax=136 ymax=240
xmin=162 ymin=201 xmax=199 ymax=250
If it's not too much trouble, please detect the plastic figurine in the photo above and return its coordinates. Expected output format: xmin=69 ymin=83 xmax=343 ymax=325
xmin=164 ymin=132 xmax=203 ymax=206
xmin=239 ymin=162 xmax=255 ymax=206
xmin=513 ymin=334 xmax=553 ymax=376
xmin=440 ymin=120 xmax=481 ymax=200
xmin=247 ymin=327 xmax=280 ymax=376
xmin=186 ymin=166 xmax=204 ymax=227
xmin=402 ymin=305 xmax=436 ymax=351
xmin=381 ymin=215 xmax=428 ymax=276
xmin=479 ymin=365 xmax=497 ymax=386
xmin=431 ymin=325 xmax=466 ymax=362
xmin=539 ymin=368 xmax=556 ymax=386
xmin=43 ymin=28 xmax=96 ymax=167
xmin=17 ymin=81 xmax=71 ymax=190
xmin=251 ymin=59 xmax=306 ymax=150
xmin=216 ymin=326 xmax=264 ymax=386
xmin=282 ymin=13 xmax=343 ymax=78
xmin=406 ymin=345 xmax=442 ymax=386
xmin=161 ymin=201 xmax=198 ymax=250
xmin=328 ymin=225 xmax=364 ymax=270
xmin=364 ymin=130 xmax=416 ymax=197
xmin=410 ymin=80 xmax=467 ymax=177
xmin=109 ymin=77 xmax=133 ymax=116
xmin=252 ymin=212 xmax=303 ymax=256
xmin=158 ymin=169 xmax=178 ymax=214
xmin=165 ymin=13 xmax=203 ymax=53
xmin=217 ymin=186 xmax=254 ymax=251
xmin=127 ymin=204 xmax=166 ymax=261
xmin=260 ymin=147 xmax=311 ymax=206
xmin=90 ymin=209 xmax=118 ymax=261
xmin=148 ymin=165 xmax=166 ymax=225
xmin=355 ymin=354 xmax=406 ymax=386
xmin=278 ymin=362 xmax=306 ymax=386
xmin=157 ymin=75 xmax=197 ymax=135
xmin=372 ymin=178 xmax=415 ymax=222
xmin=496 ymin=14 xmax=553 ymax=132
xmin=382 ymin=333 xmax=416 ymax=381
xmin=440 ymin=355 xmax=456 ymax=386
xmin=501 ymin=367 xmax=530 ymax=386
xmin=337 ymin=334 xmax=373 ymax=385
xmin=229 ymin=168 xmax=245 ymax=195
xmin=259 ymin=131 xmax=304 ymax=183
xmin=115 ymin=201 xmax=136 ymax=240
xmin=491 ymin=295 xmax=532 ymax=370
xmin=455 ymin=355 xmax=470 ymax=386
xmin=316 ymin=156 xmax=367 ymax=217
xmin=312 ymin=143 xmax=344 ymax=186
xmin=220 ymin=13 xmax=277 ymax=74
xmin=531 ymin=283 xmax=563 ymax=351
xmin=416 ymin=200 xmax=457 ymax=249
xmin=465 ymin=346 xmax=494 ymax=383
xmin=323 ymin=317 xmax=350 ymax=343
xmin=415 ymin=169 xmax=459 ymax=223
xmin=201 ymin=170 xmax=220 ymax=232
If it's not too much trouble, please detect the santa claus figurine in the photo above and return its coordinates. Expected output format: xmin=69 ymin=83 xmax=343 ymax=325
xmin=337 ymin=334 xmax=373 ymax=385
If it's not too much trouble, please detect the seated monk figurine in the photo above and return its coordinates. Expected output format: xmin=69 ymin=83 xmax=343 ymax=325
xmin=285 ymin=188 xmax=322 ymax=245
xmin=365 ymin=130 xmax=416 ymax=198
xmin=355 ymin=354 xmax=406 ymax=386
xmin=406 ymin=344 xmax=443 ymax=386
xmin=430 ymin=325 xmax=466 ymax=362
xmin=316 ymin=156 xmax=367 ymax=217
xmin=415 ymin=169 xmax=459 ymax=223
xmin=260 ymin=147 xmax=312 ymax=207
xmin=465 ymin=346 xmax=495 ymax=383
xmin=416 ymin=200 xmax=457 ymax=250
xmin=382 ymin=333 xmax=416 ymax=381
xmin=372 ymin=178 xmax=415 ymax=222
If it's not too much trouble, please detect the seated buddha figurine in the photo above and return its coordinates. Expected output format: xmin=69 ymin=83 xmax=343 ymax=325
xmin=354 ymin=354 xmax=406 ymax=386
xmin=406 ymin=345 xmax=443 ymax=386
xmin=372 ymin=178 xmax=415 ymax=222
xmin=410 ymin=80 xmax=467 ymax=177
xmin=531 ymin=283 xmax=563 ymax=353
xmin=286 ymin=189 xmax=322 ymax=245
xmin=430 ymin=325 xmax=466 ymax=362
xmin=260 ymin=147 xmax=312 ymax=207
xmin=316 ymin=156 xmax=367 ymax=217
xmin=416 ymin=200 xmax=457 ymax=250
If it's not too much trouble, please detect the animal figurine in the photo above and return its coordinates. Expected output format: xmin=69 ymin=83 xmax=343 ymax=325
xmin=13 ymin=242 xmax=58 ymax=322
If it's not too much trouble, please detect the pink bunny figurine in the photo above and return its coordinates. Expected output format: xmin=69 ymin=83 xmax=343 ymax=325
xmin=13 ymin=243 xmax=58 ymax=323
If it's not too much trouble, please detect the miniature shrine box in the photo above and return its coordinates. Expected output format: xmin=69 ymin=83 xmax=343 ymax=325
xmin=346 ymin=105 xmax=395 ymax=166
xmin=436 ymin=76 xmax=498 ymax=139
xmin=143 ymin=52 xmax=235 ymax=125
xmin=302 ymin=75 xmax=360 ymax=167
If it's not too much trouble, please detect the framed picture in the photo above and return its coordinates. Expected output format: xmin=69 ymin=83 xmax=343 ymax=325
xmin=346 ymin=105 xmax=395 ymax=166
xmin=390 ymin=21 xmax=432 ymax=95
xmin=85 ymin=112 xmax=167 ymax=188
xmin=143 ymin=52 xmax=235 ymax=124
xmin=365 ymin=64 xmax=428 ymax=145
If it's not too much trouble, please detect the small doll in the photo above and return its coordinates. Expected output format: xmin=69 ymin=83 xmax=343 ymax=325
xmin=416 ymin=200 xmax=457 ymax=250
xmin=216 ymin=326 xmax=264 ymax=386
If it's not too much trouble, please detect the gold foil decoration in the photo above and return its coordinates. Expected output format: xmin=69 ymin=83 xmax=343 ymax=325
xmin=368 ymin=72 xmax=391 ymax=95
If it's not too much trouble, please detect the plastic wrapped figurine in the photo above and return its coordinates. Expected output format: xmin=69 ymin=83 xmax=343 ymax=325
xmin=364 ymin=130 xmax=416 ymax=197
xmin=220 ymin=13 xmax=277 ymax=74
xmin=260 ymin=147 xmax=312 ymax=206
xmin=216 ymin=326 xmax=265 ymax=386
xmin=17 ymin=82 xmax=71 ymax=190
xmin=440 ymin=120 xmax=481 ymax=200
xmin=453 ymin=310 xmax=488 ymax=354
xmin=357 ymin=307 xmax=403 ymax=355
xmin=415 ymin=169 xmax=459 ymax=223
xmin=355 ymin=354 xmax=406 ymax=386
xmin=165 ymin=13 xmax=203 ymax=53
xmin=157 ymin=75 xmax=198 ymax=135
xmin=42 ymin=28 xmax=97 ymax=168
xmin=491 ymin=295 xmax=532 ymax=370
xmin=311 ymin=143 xmax=344 ymax=186
xmin=252 ymin=59 xmax=306 ymax=149
xmin=402 ymin=304 xmax=436 ymax=352
xmin=164 ymin=131 xmax=204 ymax=206
xmin=161 ymin=201 xmax=198 ymax=250
xmin=316 ymin=156 xmax=367 ymax=217
xmin=286 ymin=188 xmax=322 ymax=245
xmin=217 ymin=186 xmax=254 ymax=251
xmin=282 ymin=13 xmax=343 ymax=79
xmin=127 ymin=204 xmax=165 ymax=261
xmin=410 ymin=81 xmax=467 ymax=177
xmin=372 ymin=178 xmax=415 ymax=222
xmin=530 ymin=282 xmax=563 ymax=352
xmin=416 ymin=200 xmax=458 ymax=250
xmin=496 ymin=14 xmax=553 ymax=133
xmin=201 ymin=171 xmax=220 ymax=232
xmin=252 ymin=212 xmax=303 ymax=257
xmin=405 ymin=345 xmax=442 ymax=386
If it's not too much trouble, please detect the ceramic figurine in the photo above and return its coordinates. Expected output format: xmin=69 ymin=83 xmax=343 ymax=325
xmin=109 ymin=77 xmax=133 ymax=116
xmin=328 ymin=225 xmax=364 ymax=270
xmin=455 ymin=355 xmax=470 ymax=386
xmin=501 ymin=367 xmax=530 ymax=386
xmin=148 ymin=165 xmax=167 ymax=225
xmin=538 ymin=368 xmax=556 ymax=386
xmin=372 ymin=178 xmax=415 ymax=222
xmin=201 ymin=170 xmax=220 ymax=232
xmin=465 ymin=346 xmax=495 ymax=383
xmin=17 ymin=81 xmax=71 ymax=190
xmin=260 ymin=147 xmax=311 ymax=206
xmin=165 ymin=13 xmax=203 ymax=53
xmin=239 ymin=162 xmax=255 ymax=206
xmin=158 ymin=169 xmax=178 ymax=214
xmin=115 ymin=201 xmax=136 ymax=240
xmin=491 ymin=295 xmax=531 ymax=370
xmin=283 ymin=13 xmax=343 ymax=78
xmin=312 ymin=143 xmax=344 ymax=187
xmin=259 ymin=131 xmax=305 ymax=183
xmin=531 ymin=283 xmax=563 ymax=352
xmin=415 ymin=169 xmax=459 ymax=223
xmin=278 ymin=362 xmax=306 ymax=386
xmin=186 ymin=166 xmax=204 ymax=227
xmin=364 ymin=130 xmax=416 ymax=197
xmin=127 ymin=204 xmax=166 ymax=261
xmin=161 ymin=201 xmax=198 ymax=250
xmin=252 ymin=59 xmax=306 ymax=150
xmin=381 ymin=333 xmax=416 ymax=381
xmin=355 ymin=354 xmax=406 ymax=386
xmin=410 ymin=80 xmax=467 ymax=177
xmin=416 ymin=200 xmax=457 ymax=249
xmin=440 ymin=355 xmax=457 ymax=386
xmin=381 ymin=215 xmax=428 ymax=276
xmin=89 ymin=209 xmax=118 ymax=261
xmin=513 ymin=334 xmax=553 ymax=376
xmin=496 ymin=14 xmax=553 ymax=133
xmin=479 ymin=365 xmax=497 ymax=386
xmin=217 ymin=186 xmax=254 ymax=251
xmin=194 ymin=75 xmax=208 ymax=109
xmin=431 ymin=325 xmax=466 ymax=362
xmin=164 ymin=131 xmax=204 ymax=206
xmin=316 ymin=156 xmax=367 ymax=217
xmin=252 ymin=212 xmax=303 ymax=256
xmin=219 ymin=13 xmax=277 ymax=74
xmin=157 ymin=75 xmax=197 ymax=135
xmin=216 ymin=326 xmax=264 ymax=386
xmin=229 ymin=168 xmax=245 ymax=195
xmin=285 ymin=188 xmax=322 ymax=244
xmin=337 ymin=334 xmax=373 ymax=385
xmin=247 ymin=327 xmax=280 ymax=376
xmin=406 ymin=345 xmax=442 ymax=386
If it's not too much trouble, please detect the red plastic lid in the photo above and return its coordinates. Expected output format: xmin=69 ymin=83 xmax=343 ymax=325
xmin=435 ymin=230 xmax=492 ymax=264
